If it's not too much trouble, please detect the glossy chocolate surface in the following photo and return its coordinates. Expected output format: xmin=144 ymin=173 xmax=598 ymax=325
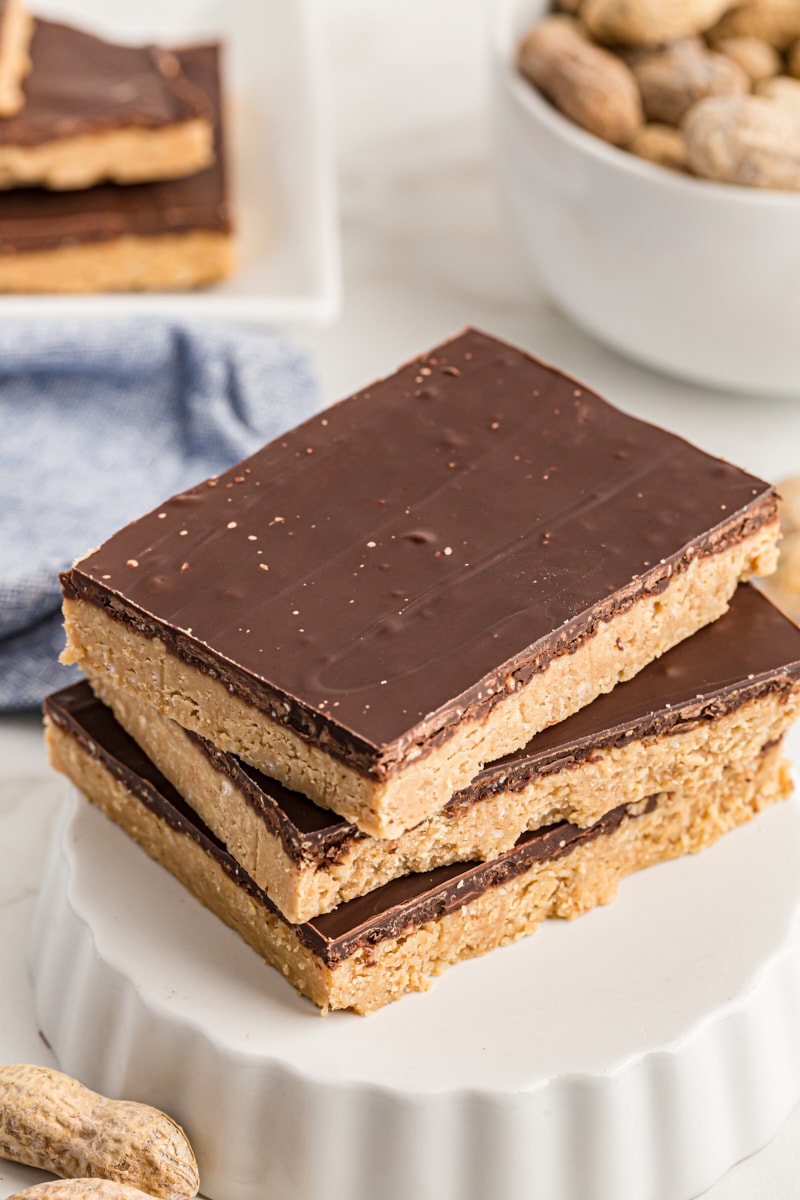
xmin=64 ymin=330 xmax=775 ymax=772
xmin=0 ymin=44 xmax=230 ymax=254
xmin=0 ymin=20 xmax=208 ymax=146
xmin=45 ymin=682 xmax=654 ymax=965
xmin=185 ymin=585 xmax=800 ymax=866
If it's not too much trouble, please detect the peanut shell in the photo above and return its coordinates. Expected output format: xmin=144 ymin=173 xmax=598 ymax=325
xmin=519 ymin=16 xmax=643 ymax=144
xmin=684 ymin=93 xmax=800 ymax=188
xmin=0 ymin=1065 xmax=198 ymax=1200
xmin=630 ymin=123 xmax=690 ymax=170
xmin=755 ymin=74 xmax=800 ymax=110
xmin=713 ymin=36 xmax=782 ymax=82
xmin=710 ymin=0 xmax=800 ymax=51
xmin=10 ymin=1182 xmax=160 ymax=1200
xmin=789 ymin=39 xmax=800 ymax=77
xmin=633 ymin=38 xmax=749 ymax=125
xmin=778 ymin=476 xmax=800 ymax=534
xmin=760 ymin=477 xmax=800 ymax=624
xmin=581 ymin=0 xmax=742 ymax=47
xmin=772 ymin=532 xmax=800 ymax=592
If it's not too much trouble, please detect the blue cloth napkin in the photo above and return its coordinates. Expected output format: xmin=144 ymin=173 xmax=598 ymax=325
xmin=0 ymin=318 xmax=320 ymax=710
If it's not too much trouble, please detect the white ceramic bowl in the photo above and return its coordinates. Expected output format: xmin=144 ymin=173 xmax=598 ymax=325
xmin=490 ymin=0 xmax=800 ymax=396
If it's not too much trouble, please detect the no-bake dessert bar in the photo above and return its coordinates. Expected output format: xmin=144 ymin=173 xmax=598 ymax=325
xmin=0 ymin=43 xmax=233 ymax=293
xmin=0 ymin=0 xmax=31 ymax=116
xmin=44 ymin=680 xmax=793 ymax=1013
xmin=89 ymin=585 xmax=800 ymax=923
xmin=61 ymin=330 xmax=779 ymax=837
xmin=0 ymin=20 xmax=213 ymax=189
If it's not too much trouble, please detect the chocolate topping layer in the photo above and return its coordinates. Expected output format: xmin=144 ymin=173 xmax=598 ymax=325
xmin=44 ymin=682 xmax=655 ymax=965
xmin=178 ymin=584 xmax=800 ymax=867
xmin=63 ymin=330 xmax=776 ymax=775
xmin=0 ymin=20 xmax=208 ymax=146
xmin=0 ymin=44 xmax=230 ymax=255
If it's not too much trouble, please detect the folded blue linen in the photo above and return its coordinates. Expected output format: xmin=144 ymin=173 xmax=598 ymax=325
xmin=0 ymin=319 xmax=320 ymax=710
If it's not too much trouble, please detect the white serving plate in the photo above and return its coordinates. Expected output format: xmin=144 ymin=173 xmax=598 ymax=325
xmin=2 ymin=0 xmax=340 ymax=324
xmin=30 ymin=736 xmax=800 ymax=1200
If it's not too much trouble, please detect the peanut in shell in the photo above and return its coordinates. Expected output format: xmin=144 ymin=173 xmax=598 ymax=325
xmin=0 ymin=1065 xmax=198 ymax=1200
xmin=9 ymin=1181 xmax=162 ymax=1200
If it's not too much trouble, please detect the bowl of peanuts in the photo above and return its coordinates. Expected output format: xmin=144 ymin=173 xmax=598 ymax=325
xmin=490 ymin=0 xmax=800 ymax=395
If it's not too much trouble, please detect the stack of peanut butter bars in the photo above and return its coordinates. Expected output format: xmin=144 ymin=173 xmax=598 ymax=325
xmin=45 ymin=329 xmax=800 ymax=1013
xmin=0 ymin=0 xmax=233 ymax=292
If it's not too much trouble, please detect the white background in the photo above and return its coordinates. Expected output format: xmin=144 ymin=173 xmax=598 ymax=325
xmin=3 ymin=0 xmax=800 ymax=1196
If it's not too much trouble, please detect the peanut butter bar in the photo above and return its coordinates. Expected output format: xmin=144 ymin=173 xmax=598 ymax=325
xmin=0 ymin=0 xmax=32 ymax=116
xmin=0 ymin=44 xmax=233 ymax=293
xmin=61 ymin=330 xmax=779 ymax=837
xmin=0 ymin=20 xmax=213 ymax=189
xmin=44 ymin=682 xmax=792 ymax=1014
xmin=90 ymin=585 xmax=800 ymax=922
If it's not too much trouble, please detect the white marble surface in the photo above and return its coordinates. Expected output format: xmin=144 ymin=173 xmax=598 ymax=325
xmin=3 ymin=0 xmax=800 ymax=1196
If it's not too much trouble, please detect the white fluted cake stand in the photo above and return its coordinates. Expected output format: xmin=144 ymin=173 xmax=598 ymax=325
xmin=30 ymin=770 xmax=800 ymax=1200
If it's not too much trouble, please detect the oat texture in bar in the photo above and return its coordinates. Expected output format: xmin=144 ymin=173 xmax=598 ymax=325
xmin=0 ymin=20 xmax=213 ymax=189
xmin=45 ymin=684 xmax=793 ymax=1014
xmin=0 ymin=0 xmax=32 ymax=116
xmin=0 ymin=44 xmax=233 ymax=293
xmin=61 ymin=329 xmax=780 ymax=837
xmin=89 ymin=585 xmax=800 ymax=922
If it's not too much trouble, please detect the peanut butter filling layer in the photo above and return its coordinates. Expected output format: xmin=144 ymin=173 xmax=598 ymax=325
xmin=0 ymin=20 xmax=213 ymax=189
xmin=45 ymin=686 xmax=792 ymax=1014
xmin=0 ymin=230 xmax=234 ymax=294
xmin=0 ymin=121 xmax=213 ymax=191
xmin=87 ymin=585 xmax=800 ymax=922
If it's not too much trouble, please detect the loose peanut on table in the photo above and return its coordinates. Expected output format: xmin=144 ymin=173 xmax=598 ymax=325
xmin=768 ymin=532 xmax=800 ymax=596
xmin=778 ymin=477 xmax=800 ymax=535
xmin=683 ymin=93 xmax=800 ymax=188
xmin=581 ymin=0 xmax=741 ymax=47
xmin=760 ymin=477 xmax=800 ymax=625
xmin=9 ymin=1182 xmax=162 ymax=1200
xmin=518 ymin=15 xmax=643 ymax=145
xmin=633 ymin=38 xmax=749 ymax=125
xmin=0 ymin=1066 xmax=199 ymax=1200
